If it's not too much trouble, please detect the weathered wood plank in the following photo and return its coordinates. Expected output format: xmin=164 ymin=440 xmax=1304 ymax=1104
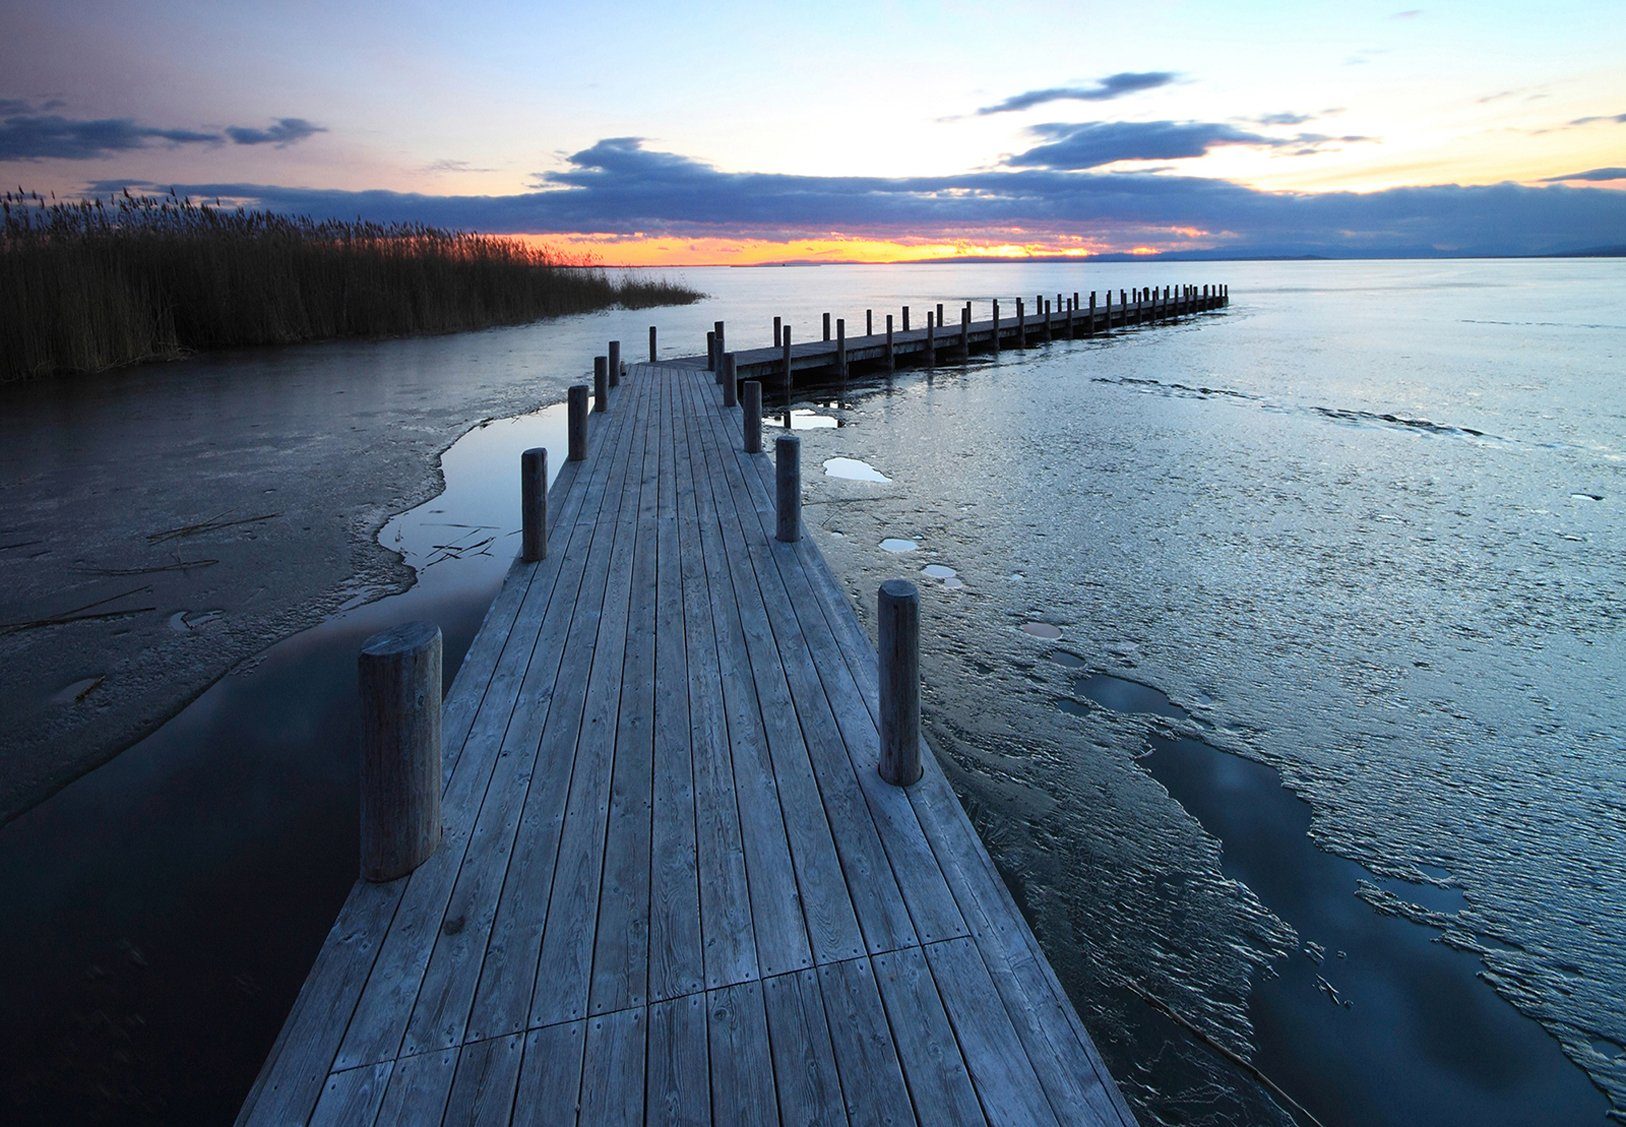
xmin=309 ymin=1061 xmax=392 ymax=1127
xmin=707 ymin=981 xmax=778 ymax=1124
xmin=816 ymin=955 xmax=915 ymax=1125
xmin=578 ymin=1008 xmax=646 ymax=1127
xmin=372 ymin=1047 xmax=458 ymax=1125
xmin=761 ymin=969 xmax=846 ymax=1127
xmin=442 ymin=1033 xmax=523 ymax=1125
xmin=514 ymin=1020 xmax=586 ymax=1124
xmin=647 ymin=992 xmax=711 ymax=1125
xmin=871 ymin=946 xmax=984 ymax=1125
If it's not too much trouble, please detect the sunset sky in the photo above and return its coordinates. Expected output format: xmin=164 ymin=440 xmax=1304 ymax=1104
xmin=3 ymin=1 xmax=1623 ymax=263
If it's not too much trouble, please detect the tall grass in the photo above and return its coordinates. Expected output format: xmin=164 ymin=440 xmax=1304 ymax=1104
xmin=0 ymin=190 xmax=701 ymax=383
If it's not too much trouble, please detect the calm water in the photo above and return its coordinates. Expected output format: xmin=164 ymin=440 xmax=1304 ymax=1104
xmin=1 ymin=261 xmax=1621 ymax=1123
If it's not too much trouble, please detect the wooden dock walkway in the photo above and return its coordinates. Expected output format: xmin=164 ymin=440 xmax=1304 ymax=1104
xmin=241 ymin=346 xmax=1147 ymax=1123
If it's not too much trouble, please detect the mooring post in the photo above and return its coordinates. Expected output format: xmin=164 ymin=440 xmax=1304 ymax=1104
xmin=1016 ymin=298 xmax=1026 ymax=346
xmin=715 ymin=320 xmax=726 ymax=359
xmin=706 ymin=330 xmax=717 ymax=372
xmin=902 ymin=306 xmax=910 ymax=332
xmin=877 ymin=580 xmax=922 ymax=786
xmin=608 ymin=340 xmax=621 ymax=387
xmin=521 ymin=447 xmax=548 ymax=563
xmin=1105 ymin=290 xmax=1113 ymax=329
xmin=648 ymin=325 xmax=657 ymax=363
xmin=1089 ymin=291 xmax=1097 ymax=333
xmin=836 ymin=318 xmax=847 ymax=379
xmin=567 ymin=384 xmax=589 ymax=461
xmin=992 ymin=298 xmax=1001 ymax=355
xmin=925 ymin=313 xmax=936 ymax=366
xmin=959 ymin=304 xmax=970 ymax=361
xmin=359 ymin=622 xmax=443 ymax=882
xmin=1066 ymin=295 xmax=1075 ymax=337
xmin=936 ymin=302 xmax=944 ymax=328
xmin=594 ymin=356 xmax=609 ymax=412
xmin=742 ymin=381 xmax=762 ymax=453
xmin=822 ymin=312 xmax=831 ymax=342
xmin=781 ymin=325 xmax=793 ymax=396
xmin=775 ymin=434 xmax=801 ymax=542
xmin=885 ymin=314 xmax=895 ymax=372
xmin=1043 ymin=299 xmax=1052 ymax=342
xmin=723 ymin=353 xmax=738 ymax=407
xmin=866 ymin=309 xmax=873 ymax=336
xmin=774 ymin=315 xmax=783 ymax=349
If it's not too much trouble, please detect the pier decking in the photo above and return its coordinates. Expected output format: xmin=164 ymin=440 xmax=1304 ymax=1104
xmin=240 ymin=326 xmax=1162 ymax=1122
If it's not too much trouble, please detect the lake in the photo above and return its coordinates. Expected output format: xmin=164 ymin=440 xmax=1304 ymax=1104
xmin=1 ymin=260 xmax=1620 ymax=1124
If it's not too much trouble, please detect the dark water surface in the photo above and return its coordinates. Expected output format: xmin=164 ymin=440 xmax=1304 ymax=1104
xmin=2 ymin=261 xmax=1622 ymax=1124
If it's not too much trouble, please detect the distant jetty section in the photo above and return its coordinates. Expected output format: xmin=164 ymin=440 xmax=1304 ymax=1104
xmin=241 ymin=287 xmax=1226 ymax=1124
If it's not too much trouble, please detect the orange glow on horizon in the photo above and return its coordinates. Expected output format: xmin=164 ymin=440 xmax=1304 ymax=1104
xmin=516 ymin=230 xmax=1216 ymax=267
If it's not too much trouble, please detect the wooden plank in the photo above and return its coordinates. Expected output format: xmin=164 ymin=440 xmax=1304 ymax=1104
xmin=707 ymin=981 xmax=778 ymax=1124
xmin=647 ymin=992 xmax=711 ymax=1125
xmin=923 ymin=937 xmax=1058 ymax=1126
xmin=678 ymin=373 xmax=867 ymax=968
xmin=372 ymin=1047 xmax=458 ymax=1125
xmin=590 ymin=366 xmax=663 ymax=1016
xmin=578 ymin=1008 xmax=646 ymax=1127
xmin=871 ymin=947 xmax=984 ymax=1125
xmin=442 ymin=1034 xmax=523 ymax=1125
xmin=514 ymin=1020 xmax=587 ymax=1124
xmin=333 ymin=374 xmax=647 ymax=1071
xmin=529 ymin=369 xmax=659 ymax=1028
xmin=309 ymin=1061 xmax=392 ymax=1127
xmin=762 ymin=969 xmax=846 ymax=1127
xmin=649 ymin=374 xmax=706 ymax=1002
xmin=683 ymin=374 xmax=815 ymax=980
xmin=463 ymin=372 xmax=656 ymax=1044
xmin=674 ymin=368 xmax=760 ymax=993
xmin=815 ymin=955 xmax=915 ymax=1125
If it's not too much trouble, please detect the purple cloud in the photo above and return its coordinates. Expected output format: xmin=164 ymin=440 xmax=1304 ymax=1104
xmin=975 ymin=73 xmax=1180 ymax=115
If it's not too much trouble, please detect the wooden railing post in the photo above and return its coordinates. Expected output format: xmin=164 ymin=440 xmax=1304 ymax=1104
xmin=902 ymin=306 xmax=910 ymax=332
xmin=773 ymin=316 xmax=782 ymax=349
xmin=521 ymin=447 xmax=547 ymax=563
xmin=1089 ymin=291 xmax=1097 ymax=333
xmin=715 ymin=320 xmax=726 ymax=359
xmin=836 ymin=318 xmax=847 ymax=379
xmin=823 ymin=312 xmax=832 ymax=342
xmin=959 ymin=304 xmax=970 ymax=361
xmin=775 ymin=434 xmax=801 ymax=543
xmin=992 ymin=298 xmax=1000 ymax=355
xmin=594 ymin=356 xmax=609 ymax=412
xmin=706 ymin=330 xmax=717 ymax=372
xmin=936 ymin=302 xmax=944 ymax=328
xmin=877 ymin=581 xmax=921 ymax=786
xmin=925 ymin=313 xmax=935 ymax=366
xmin=743 ymin=380 xmax=763 ymax=453
xmin=866 ymin=309 xmax=873 ymax=336
xmin=567 ymin=385 xmax=589 ymax=461
xmin=1016 ymin=298 xmax=1026 ymax=346
xmin=359 ymin=622 xmax=443 ymax=882
xmin=723 ymin=353 xmax=738 ymax=407
xmin=608 ymin=340 xmax=621 ymax=386
xmin=781 ymin=325 xmax=793 ymax=396
xmin=648 ymin=325 xmax=657 ymax=363
xmin=885 ymin=315 xmax=895 ymax=372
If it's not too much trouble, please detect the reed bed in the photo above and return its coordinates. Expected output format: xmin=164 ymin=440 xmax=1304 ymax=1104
xmin=0 ymin=190 xmax=701 ymax=382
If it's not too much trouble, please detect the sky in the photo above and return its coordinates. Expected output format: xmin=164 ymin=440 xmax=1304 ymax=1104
xmin=2 ymin=0 xmax=1623 ymax=263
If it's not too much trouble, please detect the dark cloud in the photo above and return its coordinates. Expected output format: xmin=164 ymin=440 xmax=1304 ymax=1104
xmin=1541 ymin=168 xmax=1626 ymax=182
xmin=224 ymin=117 xmax=325 ymax=147
xmin=1568 ymin=112 xmax=1626 ymax=127
xmin=110 ymin=137 xmax=1626 ymax=258
xmin=1006 ymin=120 xmax=1367 ymax=169
xmin=0 ymin=110 xmax=217 ymax=160
xmin=975 ymin=73 xmax=1179 ymax=115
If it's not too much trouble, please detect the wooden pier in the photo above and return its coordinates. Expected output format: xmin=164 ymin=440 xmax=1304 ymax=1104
xmin=236 ymin=288 xmax=1210 ymax=1123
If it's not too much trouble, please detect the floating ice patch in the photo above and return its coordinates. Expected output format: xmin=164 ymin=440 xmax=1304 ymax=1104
xmin=1570 ymin=492 xmax=1602 ymax=502
xmin=823 ymin=457 xmax=889 ymax=482
xmin=880 ymin=538 xmax=918 ymax=553
xmin=784 ymin=409 xmax=837 ymax=430
xmin=1020 ymin=622 xmax=1063 ymax=640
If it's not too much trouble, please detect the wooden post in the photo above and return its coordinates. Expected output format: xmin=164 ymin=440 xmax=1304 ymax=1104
xmin=925 ymin=313 xmax=935 ymax=366
xmin=742 ymin=381 xmax=763 ymax=453
xmin=1016 ymin=298 xmax=1026 ymax=346
xmin=885 ymin=315 xmax=895 ymax=372
xmin=1042 ymin=299 xmax=1052 ymax=342
xmin=567 ymin=385 xmax=589 ymax=461
xmin=594 ymin=356 xmax=609 ymax=412
xmin=823 ymin=312 xmax=831 ymax=342
xmin=706 ymin=330 xmax=717 ymax=372
xmin=723 ymin=353 xmax=738 ymax=407
xmin=781 ymin=326 xmax=793 ymax=396
xmin=866 ymin=309 xmax=873 ymax=336
xmin=714 ymin=320 xmax=726 ymax=359
xmin=992 ymin=298 xmax=1000 ymax=355
xmin=648 ymin=325 xmax=657 ymax=363
xmin=877 ymin=581 xmax=921 ymax=786
xmin=959 ymin=304 xmax=970 ymax=361
xmin=936 ymin=302 xmax=944 ymax=328
xmin=836 ymin=318 xmax=847 ymax=379
xmin=608 ymin=340 xmax=621 ymax=387
xmin=775 ymin=434 xmax=801 ymax=542
xmin=521 ymin=447 xmax=547 ymax=563
xmin=902 ymin=306 xmax=910 ymax=332
xmin=1089 ymin=291 xmax=1097 ymax=334
xmin=359 ymin=622 xmax=443 ymax=882
xmin=773 ymin=315 xmax=782 ymax=349
xmin=1066 ymin=295 xmax=1075 ymax=337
